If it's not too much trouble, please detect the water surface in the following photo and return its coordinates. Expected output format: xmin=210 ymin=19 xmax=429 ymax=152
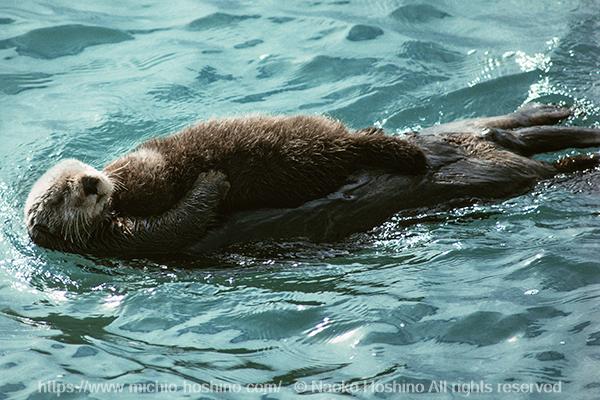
xmin=1 ymin=0 xmax=600 ymax=398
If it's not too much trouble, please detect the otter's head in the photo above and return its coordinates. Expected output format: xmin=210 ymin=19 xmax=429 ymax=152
xmin=24 ymin=159 xmax=114 ymax=247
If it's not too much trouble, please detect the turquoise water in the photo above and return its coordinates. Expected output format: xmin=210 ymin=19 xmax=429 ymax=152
xmin=1 ymin=0 xmax=600 ymax=398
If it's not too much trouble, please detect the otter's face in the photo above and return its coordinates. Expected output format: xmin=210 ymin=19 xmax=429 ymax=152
xmin=24 ymin=159 xmax=114 ymax=246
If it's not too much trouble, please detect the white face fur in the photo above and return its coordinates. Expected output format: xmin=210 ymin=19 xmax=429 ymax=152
xmin=24 ymin=159 xmax=114 ymax=244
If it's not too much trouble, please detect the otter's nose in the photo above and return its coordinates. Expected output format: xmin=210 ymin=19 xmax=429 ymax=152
xmin=81 ymin=176 xmax=99 ymax=196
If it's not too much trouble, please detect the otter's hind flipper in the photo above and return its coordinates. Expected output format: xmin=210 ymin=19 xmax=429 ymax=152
xmin=422 ymin=103 xmax=572 ymax=136
xmin=486 ymin=126 xmax=600 ymax=156
xmin=514 ymin=126 xmax=600 ymax=155
xmin=473 ymin=103 xmax=572 ymax=129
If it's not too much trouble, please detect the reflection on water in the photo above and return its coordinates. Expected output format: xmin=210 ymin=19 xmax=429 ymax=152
xmin=1 ymin=0 xmax=600 ymax=398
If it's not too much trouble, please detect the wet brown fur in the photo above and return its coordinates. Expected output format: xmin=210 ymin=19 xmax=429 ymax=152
xmin=105 ymin=115 xmax=427 ymax=217
xmin=25 ymin=104 xmax=600 ymax=258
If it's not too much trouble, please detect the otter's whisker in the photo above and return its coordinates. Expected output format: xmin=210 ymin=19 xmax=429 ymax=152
xmin=81 ymin=212 xmax=91 ymax=241
xmin=64 ymin=218 xmax=71 ymax=242
xmin=79 ymin=213 xmax=85 ymax=241
xmin=109 ymin=176 xmax=125 ymax=191
xmin=107 ymin=160 xmax=131 ymax=176
xmin=70 ymin=215 xmax=77 ymax=244
xmin=81 ymin=215 xmax=87 ymax=243
xmin=75 ymin=213 xmax=83 ymax=244
xmin=73 ymin=216 xmax=78 ymax=244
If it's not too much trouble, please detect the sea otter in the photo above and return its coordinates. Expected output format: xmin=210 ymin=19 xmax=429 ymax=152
xmin=24 ymin=103 xmax=600 ymax=258
xmin=25 ymin=116 xmax=426 ymax=256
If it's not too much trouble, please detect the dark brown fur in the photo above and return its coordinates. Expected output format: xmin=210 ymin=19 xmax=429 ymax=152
xmin=25 ymin=104 xmax=600 ymax=259
xmin=105 ymin=115 xmax=427 ymax=216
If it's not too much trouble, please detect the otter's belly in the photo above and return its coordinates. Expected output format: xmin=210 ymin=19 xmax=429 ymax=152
xmin=221 ymin=162 xmax=354 ymax=212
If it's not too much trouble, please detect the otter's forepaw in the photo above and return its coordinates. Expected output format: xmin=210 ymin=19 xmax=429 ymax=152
xmin=195 ymin=170 xmax=230 ymax=200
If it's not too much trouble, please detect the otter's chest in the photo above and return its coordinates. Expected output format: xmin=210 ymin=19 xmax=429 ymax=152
xmin=105 ymin=147 xmax=193 ymax=217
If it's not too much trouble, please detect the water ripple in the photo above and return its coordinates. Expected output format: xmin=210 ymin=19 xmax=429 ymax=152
xmin=0 ymin=72 xmax=52 ymax=95
xmin=1 ymin=0 xmax=600 ymax=398
xmin=187 ymin=12 xmax=260 ymax=31
xmin=0 ymin=24 xmax=133 ymax=59
xmin=389 ymin=4 xmax=451 ymax=23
